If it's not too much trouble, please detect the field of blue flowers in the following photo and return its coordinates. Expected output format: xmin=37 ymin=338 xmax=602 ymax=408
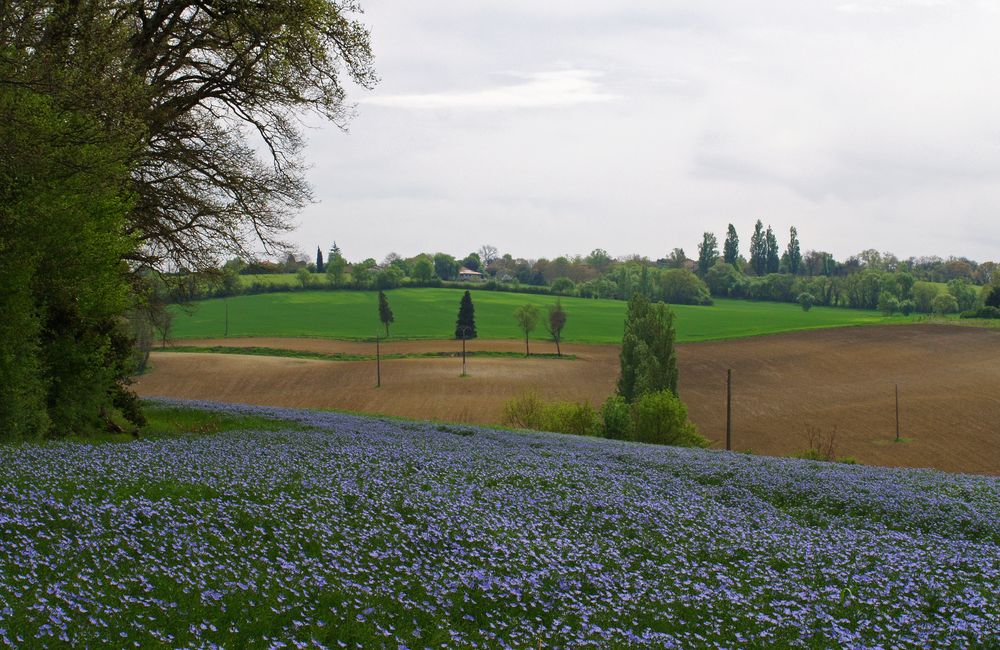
xmin=1 ymin=399 xmax=997 ymax=648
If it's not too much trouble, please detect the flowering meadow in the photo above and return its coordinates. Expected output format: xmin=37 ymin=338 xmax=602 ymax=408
xmin=1 ymin=400 xmax=997 ymax=648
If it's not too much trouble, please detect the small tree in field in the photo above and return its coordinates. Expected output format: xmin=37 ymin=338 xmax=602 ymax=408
xmin=513 ymin=304 xmax=540 ymax=356
xmin=798 ymin=292 xmax=815 ymax=312
xmin=455 ymin=290 xmax=477 ymax=339
xmin=377 ymin=291 xmax=394 ymax=336
xmin=546 ymin=299 xmax=568 ymax=356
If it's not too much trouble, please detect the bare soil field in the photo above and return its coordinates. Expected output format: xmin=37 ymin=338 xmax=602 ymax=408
xmin=135 ymin=325 xmax=1000 ymax=475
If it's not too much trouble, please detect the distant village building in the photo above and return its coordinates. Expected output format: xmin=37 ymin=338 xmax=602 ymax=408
xmin=457 ymin=266 xmax=484 ymax=281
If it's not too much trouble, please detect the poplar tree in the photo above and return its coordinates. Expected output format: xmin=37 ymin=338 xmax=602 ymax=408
xmin=749 ymin=219 xmax=767 ymax=276
xmin=785 ymin=226 xmax=802 ymax=275
xmin=617 ymin=294 xmax=678 ymax=403
xmin=697 ymin=232 xmax=719 ymax=276
xmin=723 ymin=224 xmax=740 ymax=265
xmin=765 ymin=226 xmax=780 ymax=274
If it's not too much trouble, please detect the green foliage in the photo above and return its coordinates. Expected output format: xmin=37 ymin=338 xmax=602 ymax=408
xmin=947 ymin=279 xmax=978 ymax=313
xmin=899 ymin=299 xmax=915 ymax=316
xmin=932 ymin=293 xmax=959 ymax=315
xmin=502 ymin=391 xmax=599 ymax=436
xmin=630 ymin=390 xmax=709 ymax=447
xmin=325 ymin=251 xmax=347 ymax=286
xmin=877 ymin=292 xmax=899 ymax=316
xmin=435 ymin=253 xmax=459 ymax=280
xmin=705 ymin=262 xmax=746 ymax=298
xmin=697 ymin=232 xmax=719 ymax=276
xmin=659 ymin=269 xmax=713 ymax=305
xmin=749 ymin=220 xmax=767 ymax=276
xmin=960 ymin=306 xmax=1000 ymax=320
xmin=455 ymin=290 xmax=477 ymax=339
xmin=513 ymin=304 xmax=540 ymax=355
xmin=412 ymin=257 xmax=434 ymax=282
xmin=550 ymin=277 xmax=576 ymax=295
xmin=600 ymin=395 xmax=631 ymax=440
xmin=723 ymin=224 xmax=740 ymax=265
xmin=843 ymin=270 xmax=883 ymax=309
xmin=546 ymin=299 xmax=568 ymax=356
xmin=798 ymin=292 xmax=815 ymax=312
xmin=377 ymin=291 xmax=394 ymax=336
xmin=0 ymin=79 xmax=139 ymax=439
xmin=765 ymin=226 xmax=780 ymax=274
xmin=296 ymin=267 xmax=312 ymax=288
xmin=984 ymin=284 xmax=1000 ymax=309
xmin=170 ymin=289 xmax=901 ymax=343
xmin=617 ymin=294 xmax=678 ymax=403
xmin=785 ymin=226 xmax=802 ymax=274
xmin=912 ymin=281 xmax=941 ymax=313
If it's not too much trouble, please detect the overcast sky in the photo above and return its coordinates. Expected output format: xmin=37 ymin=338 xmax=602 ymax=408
xmin=289 ymin=0 xmax=1000 ymax=264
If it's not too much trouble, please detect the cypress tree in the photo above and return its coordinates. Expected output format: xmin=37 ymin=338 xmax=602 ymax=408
xmin=316 ymin=247 xmax=324 ymax=273
xmin=786 ymin=226 xmax=802 ymax=275
xmin=377 ymin=291 xmax=394 ymax=336
xmin=455 ymin=290 xmax=477 ymax=339
xmin=765 ymin=226 xmax=780 ymax=274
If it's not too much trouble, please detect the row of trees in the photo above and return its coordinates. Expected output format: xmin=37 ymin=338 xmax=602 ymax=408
xmin=503 ymin=293 xmax=707 ymax=447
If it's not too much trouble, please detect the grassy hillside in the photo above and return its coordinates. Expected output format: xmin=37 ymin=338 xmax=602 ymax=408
xmin=1 ymin=401 xmax=995 ymax=647
xmin=169 ymin=288 xmax=909 ymax=343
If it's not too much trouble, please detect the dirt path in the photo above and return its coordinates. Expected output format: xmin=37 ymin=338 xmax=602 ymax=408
xmin=135 ymin=325 xmax=1000 ymax=475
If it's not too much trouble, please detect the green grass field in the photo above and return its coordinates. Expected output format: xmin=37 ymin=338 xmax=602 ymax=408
xmin=169 ymin=288 xmax=911 ymax=343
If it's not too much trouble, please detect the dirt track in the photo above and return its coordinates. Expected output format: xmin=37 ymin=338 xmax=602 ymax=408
xmin=135 ymin=325 xmax=1000 ymax=475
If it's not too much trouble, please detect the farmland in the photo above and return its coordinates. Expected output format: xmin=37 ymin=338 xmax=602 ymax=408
xmin=1 ymin=401 xmax=996 ymax=647
xmin=169 ymin=288 xmax=910 ymax=343
xmin=136 ymin=325 xmax=1000 ymax=475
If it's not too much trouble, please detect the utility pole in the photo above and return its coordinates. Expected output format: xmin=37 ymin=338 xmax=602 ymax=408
xmin=375 ymin=333 xmax=381 ymax=388
xmin=726 ymin=368 xmax=733 ymax=451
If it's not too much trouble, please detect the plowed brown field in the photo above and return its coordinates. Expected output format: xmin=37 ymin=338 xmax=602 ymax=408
xmin=135 ymin=325 xmax=1000 ymax=475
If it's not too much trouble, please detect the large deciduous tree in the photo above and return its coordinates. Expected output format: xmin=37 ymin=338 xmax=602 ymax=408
xmin=696 ymin=232 xmax=719 ymax=276
xmin=2 ymin=0 xmax=377 ymax=271
xmin=546 ymin=299 xmax=567 ymax=357
xmin=765 ymin=226 xmax=780 ymax=274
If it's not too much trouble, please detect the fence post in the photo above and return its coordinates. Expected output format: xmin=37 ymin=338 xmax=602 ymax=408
xmin=376 ymin=333 xmax=381 ymax=388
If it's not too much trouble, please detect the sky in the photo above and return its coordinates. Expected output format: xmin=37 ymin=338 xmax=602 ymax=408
xmin=288 ymin=0 xmax=1000 ymax=264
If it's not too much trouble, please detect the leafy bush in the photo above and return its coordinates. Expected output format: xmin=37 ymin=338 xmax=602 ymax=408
xmin=502 ymin=390 xmax=546 ymax=429
xmin=932 ymin=293 xmax=959 ymax=315
xmin=899 ymin=299 xmax=915 ymax=316
xmin=542 ymin=401 xmax=599 ymax=437
xmin=503 ymin=391 xmax=598 ymax=436
xmin=658 ymin=269 xmax=713 ymax=305
xmin=630 ymin=390 xmax=709 ymax=447
xmin=798 ymin=292 xmax=814 ymax=312
xmin=877 ymin=292 xmax=899 ymax=316
xmin=960 ymin=306 xmax=1000 ymax=319
xmin=912 ymin=281 xmax=941 ymax=313
xmin=600 ymin=395 xmax=631 ymax=440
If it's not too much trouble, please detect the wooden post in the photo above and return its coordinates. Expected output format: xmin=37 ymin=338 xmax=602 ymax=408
xmin=726 ymin=368 xmax=733 ymax=451
xmin=462 ymin=331 xmax=467 ymax=376
xmin=376 ymin=333 xmax=381 ymax=388
xmin=224 ymin=299 xmax=229 ymax=338
xmin=895 ymin=383 xmax=900 ymax=441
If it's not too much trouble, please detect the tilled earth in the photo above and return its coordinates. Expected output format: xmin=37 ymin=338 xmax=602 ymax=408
xmin=134 ymin=324 xmax=1000 ymax=474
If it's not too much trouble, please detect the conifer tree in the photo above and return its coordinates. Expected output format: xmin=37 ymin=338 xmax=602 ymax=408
xmin=455 ymin=290 xmax=477 ymax=339
xmin=316 ymin=247 xmax=324 ymax=274
xmin=765 ymin=226 xmax=780 ymax=274
xmin=785 ymin=226 xmax=802 ymax=275
xmin=377 ymin=291 xmax=394 ymax=336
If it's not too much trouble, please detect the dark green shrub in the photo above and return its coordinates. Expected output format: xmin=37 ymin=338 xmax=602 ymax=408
xmin=630 ymin=390 xmax=709 ymax=447
xmin=600 ymin=395 xmax=631 ymax=440
xmin=899 ymin=299 xmax=915 ymax=316
xmin=798 ymin=292 xmax=814 ymax=312
xmin=542 ymin=401 xmax=599 ymax=436
xmin=960 ymin=306 xmax=1000 ymax=319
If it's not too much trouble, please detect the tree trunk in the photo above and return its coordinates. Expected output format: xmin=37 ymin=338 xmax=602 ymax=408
xmin=555 ymin=336 xmax=561 ymax=357
xmin=525 ymin=333 xmax=530 ymax=357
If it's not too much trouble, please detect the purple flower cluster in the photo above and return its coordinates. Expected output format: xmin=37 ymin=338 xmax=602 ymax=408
xmin=1 ymin=398 xmax=997 ymax=648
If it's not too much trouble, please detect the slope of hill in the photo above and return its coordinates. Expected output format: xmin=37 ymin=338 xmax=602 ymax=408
xmin=169 ymin=288 xmax=906 ymax=343
xmin=1 ymin=400 xmax=996 ymax=647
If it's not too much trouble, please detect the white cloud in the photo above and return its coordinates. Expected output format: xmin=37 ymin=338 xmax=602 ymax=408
xmin=362 ymin=69 xmax=617 ymax=110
